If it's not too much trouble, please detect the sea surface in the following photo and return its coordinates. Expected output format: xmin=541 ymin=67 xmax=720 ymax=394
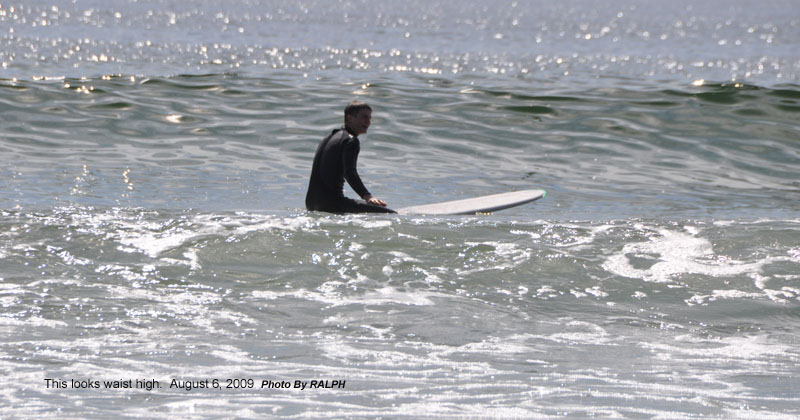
xmin=1 ymin=0 xmax=799 ymax=418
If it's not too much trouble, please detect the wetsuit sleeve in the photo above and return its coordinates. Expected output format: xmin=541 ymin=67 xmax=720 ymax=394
xmin=342 ymin=138 xmax=371 ymax=199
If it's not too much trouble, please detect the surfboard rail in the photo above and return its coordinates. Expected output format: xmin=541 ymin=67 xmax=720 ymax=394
xmin=397 ymin=189 xmax=546 ymax=215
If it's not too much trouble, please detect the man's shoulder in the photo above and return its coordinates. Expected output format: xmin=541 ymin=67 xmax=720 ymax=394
xmin=325 ymin=128 xmax=357 ymax=145
xmin=324 ymin=127 xmax=347 ymax=140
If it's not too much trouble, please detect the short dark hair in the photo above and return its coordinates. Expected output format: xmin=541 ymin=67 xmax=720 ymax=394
xmin=344 ymin=101 xmax=372 ymax=117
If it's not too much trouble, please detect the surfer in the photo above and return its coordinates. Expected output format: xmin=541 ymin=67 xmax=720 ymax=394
xmin=305 ymin=101 xmax=396 ymax=214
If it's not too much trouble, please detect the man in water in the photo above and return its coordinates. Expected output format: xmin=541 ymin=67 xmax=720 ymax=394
xmin=305 ymin=101 xmax=396 ymax=214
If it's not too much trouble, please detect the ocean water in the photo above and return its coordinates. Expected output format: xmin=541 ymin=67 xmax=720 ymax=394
xmin=2 ymin=0 xmax=799 ymax=418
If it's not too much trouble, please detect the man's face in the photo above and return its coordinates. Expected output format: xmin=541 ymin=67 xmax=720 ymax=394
xmin=346 ymin=109 xmax=372 ymax=136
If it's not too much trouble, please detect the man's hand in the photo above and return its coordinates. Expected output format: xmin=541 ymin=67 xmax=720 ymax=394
xmin=364 ymin=196 xmax=388 ymax=207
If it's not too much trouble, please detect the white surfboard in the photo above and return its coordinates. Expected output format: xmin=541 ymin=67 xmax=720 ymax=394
xmin=397 ymin=189 xmax=546 ymax=215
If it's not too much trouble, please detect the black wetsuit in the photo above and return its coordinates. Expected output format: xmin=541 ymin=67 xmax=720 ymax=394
xmin=305 ymin=127 xmax=396 ymax=214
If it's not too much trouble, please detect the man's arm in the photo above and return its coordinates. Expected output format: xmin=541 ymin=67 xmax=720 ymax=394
xmin=342 ymin=139 xmax=371 ymax=198
xmin=341 ymin=139 xmax=389 ymax=207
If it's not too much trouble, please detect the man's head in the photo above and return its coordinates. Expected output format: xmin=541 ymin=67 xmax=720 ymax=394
xmin=344 ymin=101 xmax=372 ymax=136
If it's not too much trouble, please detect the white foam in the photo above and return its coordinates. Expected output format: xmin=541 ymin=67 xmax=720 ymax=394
xmin=72 ymin=210 xmax=321 ymax=259
xmin=545 ymin=320 xmax=612 ymax=345
xmin=686 ymin=290 xmax=764 ymax=306
xmin=534 ymin=285 xmax=561 ymax=299
xmin=348 ymin=218 xmax=393 ymax=229
xmin=0 ymin=315 xmax=68 ymax=328
xmin=643 ymin=335 xmax=793 ymax=362
xmin=602 ymin=229 xmax=789 ymax=284
xmin=455 ymin=241 xmax=531 ymax=275
xmin=584 ymin=286 xmax=609 ymax=298
xmin=252 ymin=286 xmax=438 ymax=307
